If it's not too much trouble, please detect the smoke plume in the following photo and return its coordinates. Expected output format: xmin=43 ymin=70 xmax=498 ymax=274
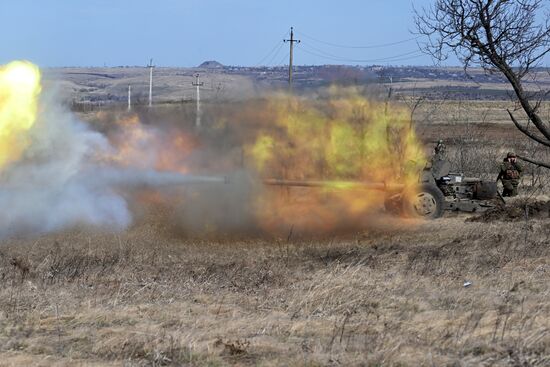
xmin=0 ymin=61 xmax=224 ymax=238
xmin=0 ymin=61 xmax=426 ymax=239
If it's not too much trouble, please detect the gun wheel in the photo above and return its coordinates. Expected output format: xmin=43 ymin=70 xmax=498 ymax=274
xmin=403 ymin=183 xmax=444 ymax=219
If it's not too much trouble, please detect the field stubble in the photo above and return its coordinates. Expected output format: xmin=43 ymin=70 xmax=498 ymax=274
xmin=0 ymin=210 xmax=549 ymax=366
xmin=1 ymin=101 xmax=550 ymax=366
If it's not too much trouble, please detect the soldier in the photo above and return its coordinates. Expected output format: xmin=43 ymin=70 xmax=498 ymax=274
xmin=425 ymin=139 xmax=449 ymax=177
xmin=497 ymin=152 xmax=523 ymax=197
xmin=433 ymin=139 xmax=446 ymax=160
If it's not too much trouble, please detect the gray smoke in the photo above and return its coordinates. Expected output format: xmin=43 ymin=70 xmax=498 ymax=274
xmin=0 ymin=92 xmax=224 ymax=238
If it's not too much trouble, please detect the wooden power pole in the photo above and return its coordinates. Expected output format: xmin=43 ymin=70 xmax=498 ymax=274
xmin=147 ymin=58 xmax=155 ymax=107
xmin=127 ymin=85 xmax=131 ymax=111
xmin=284 ymin=27 xmax=300 ymax=90
xmin=192 ymin=73 xmax=204 ymax=127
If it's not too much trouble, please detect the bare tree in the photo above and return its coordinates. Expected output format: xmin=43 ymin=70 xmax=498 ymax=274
xmin=415 ymin=0 xmax=550 ymax=168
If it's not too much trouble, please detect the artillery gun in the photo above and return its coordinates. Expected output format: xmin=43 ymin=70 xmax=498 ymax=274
xmin=264 ymin=157 xmax=498 ymax=220
xmin=384 ymin=157 xmax=498 ymax=219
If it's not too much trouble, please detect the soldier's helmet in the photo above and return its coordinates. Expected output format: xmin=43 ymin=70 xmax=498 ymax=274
xmin=507 ymin=152 xmax=517 ymax=158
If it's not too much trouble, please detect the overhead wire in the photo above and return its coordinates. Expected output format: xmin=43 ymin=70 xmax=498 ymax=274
xmin=296 ymin=30 xmax=420 ymax=49
xmin=255 ymin=42 xmax=283 ymax=66
xmin=253 ymin=28 xmax=425 ymax=71
xmin=374 ymin=53 xmax=425 ymax=63
xmin=274 ymin=52 xmax=290 ymax=68
xmin=299 ymin=42 xmax=423 ymax=63
xmin=254 ymin=30 xmax=289 ymax=67
xmin=264 ymin=42 xmax=286 ymax=67
xmin=299 ymin=48 xmax=424 ymax=64
xmin=292 ymin=28 xmax=425 ymax=65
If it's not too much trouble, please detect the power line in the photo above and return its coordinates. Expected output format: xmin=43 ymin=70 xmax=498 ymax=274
xmin=264 ymin=42 xmax=286 ymax=67
xmin=275 ymin=52 xmax=290 ymax=68
xmin=255 ymin=41 xmax=284 ymax=66
xmin=255 ymin=30 xmax=289 ymax=66
xmin=300 ymin=41 xmax=356 ymax=61
xmin=298 ymin=47 xmax=424 ymax=63
xmin=296 ymin=30 xmax=420 ymax=49
xmin=373 ymin=53 xmax=425 ymax=63
xmin=300 ymin=47 xmax=425 ymax=64
xmin=299 ymin=43 xmax=423 ymax=63
xmin=301 ymin=42 xmax=422 ymax=62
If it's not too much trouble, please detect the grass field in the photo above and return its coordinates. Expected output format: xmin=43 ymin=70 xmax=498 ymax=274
xmin=1 ymin=208 xmax=549 ymax=366
xmin=1 ymin=98 xmax=550 ymax=366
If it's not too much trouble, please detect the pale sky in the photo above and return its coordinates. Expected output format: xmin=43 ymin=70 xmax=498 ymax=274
xmin=0 ymin=0 xmax=538 ymax=68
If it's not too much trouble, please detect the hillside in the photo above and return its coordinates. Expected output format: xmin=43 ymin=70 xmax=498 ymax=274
xmin=43 ymin=65 xmax=550 ymax=107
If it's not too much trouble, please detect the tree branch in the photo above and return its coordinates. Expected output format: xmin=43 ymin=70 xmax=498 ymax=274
xmin=507 ymin=109 xmax=550 ymax=148
xmin=517 ymin=155 xmax=550 ymax=170
xmin=415 ymin=0 xmax=550 ymax=155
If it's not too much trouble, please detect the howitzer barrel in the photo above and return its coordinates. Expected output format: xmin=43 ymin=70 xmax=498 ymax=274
xmin=263 ymin=178 xmax=405 ymax=192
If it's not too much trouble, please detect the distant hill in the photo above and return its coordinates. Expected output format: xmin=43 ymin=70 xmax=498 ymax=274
xmin=43 ymin=65 xmax=550 ymax=106
xmin=198 ymin=60 xmax=224 ymax=69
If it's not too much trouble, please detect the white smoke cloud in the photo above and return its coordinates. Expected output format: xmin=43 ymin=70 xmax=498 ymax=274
xmin=0 ymin=91 xmax=222 ymax=238
xmin=0 ymin=91 xmax=130 ymax=237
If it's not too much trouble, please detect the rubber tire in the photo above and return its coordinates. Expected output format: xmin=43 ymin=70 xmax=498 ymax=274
xmin=402 ymin=183 xmax=445 ymax=219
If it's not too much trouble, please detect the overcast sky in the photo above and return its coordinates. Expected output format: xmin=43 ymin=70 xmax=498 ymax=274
xmin=0 ymin=0 xmax=543 ymax=68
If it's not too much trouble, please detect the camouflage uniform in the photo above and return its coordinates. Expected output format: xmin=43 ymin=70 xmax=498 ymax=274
xmin=425 ymin=140 xmax=446 ymax=169
xmin=427 ymin=140 xmax=448 ymax=174
xmin=498 ymin=152 xmax=523 ymax=197
xmin=433 ymin=140 xmax=446 ymax=161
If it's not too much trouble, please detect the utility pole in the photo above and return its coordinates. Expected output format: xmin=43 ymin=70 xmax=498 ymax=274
xmin=384 ymin=76 xmax=393 ymax=116
xmin=147 ymin=58 xmax=155 ymax=107
xmin=127 ymin=85 xmax=131 ymax=111
xmin=385 ymin=75 xmax=393 ymax=153
xmin=283 ymin=27 xmax=300 ymax=91
xmin=192 ymin=73 xmax=204 ymax=127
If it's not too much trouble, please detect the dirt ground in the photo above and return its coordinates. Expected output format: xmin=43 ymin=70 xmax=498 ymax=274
xmin=468 ymin=198 xmax=550 ymax=223
xmin=0 ymin=205 xmax=549 ymax=366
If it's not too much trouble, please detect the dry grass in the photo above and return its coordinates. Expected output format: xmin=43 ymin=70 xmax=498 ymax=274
xmin=2 ymin=100 xmax=550 ymax=366
xmin=0 ymin=213 xmax=549 ymax=366
xmin=412 ymin=100 xmax=550 ymax=125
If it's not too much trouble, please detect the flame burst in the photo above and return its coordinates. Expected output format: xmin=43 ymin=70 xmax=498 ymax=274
xmin=246 ymin=89 xmax=426 ymax=233
xmin=0 ymin=60 xmax=426 ymax=236
xmin=105 ymin=113 xmax=197 ymax=173
xmin=0 ymin=61 xmax=41 ymax=168
xmin=92 ymin=88 xmax=427 ymax=235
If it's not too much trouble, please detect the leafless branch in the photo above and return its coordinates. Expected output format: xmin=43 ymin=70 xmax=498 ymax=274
xmin=508 ymin=109 xmax=550 ymax=148
xmin=415 ymin=0 xmax=550 ymax=167
xmin=517 ymin=154 xmax=550 ymax=169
